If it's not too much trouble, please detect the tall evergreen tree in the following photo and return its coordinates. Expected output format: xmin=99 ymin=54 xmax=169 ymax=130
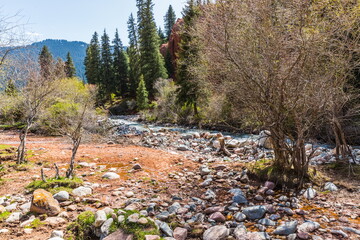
xmin=176 ymin=0 xmax=202 ymax=116
xmin=39 ymin=45 xmax=54 ymax=79
xmin=84 ymin=32 xmax=101 ymax=84
xmin=136 ymin=75 xmax=149 ymax=110
xmin=137 ymin=0 xmax=168 ymax=98
xmin=113 ymin=29 xmax=129 ymax=97
xmin=127 ymin=13 xmax=142 ymax=98
xmin=158 ymin=27 xmax=167 ymax=45
xmin=65 ymin=52 xmax=76 ymax=78
xmin=164 ymin=5 xmax=177 ymax=40
xmin=100 ymin=30 xmax=114 ymax=102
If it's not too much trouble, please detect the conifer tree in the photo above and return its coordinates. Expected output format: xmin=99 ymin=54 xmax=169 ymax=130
xmin=127 ymin=13 xmax=142 ymax=98
xmin=176 ymin=0 xmax=201 ymax=115
xmin=164 ymin=5 xmax=176 ymax=40
xmin=39 ymin=45 xmax=54 ymax=79
xmin=158 ymin=27 xmax=167 ymax=45
xmin=55 ymin=57 xmax=66 ymax=79
xmin=84 ymin=32 xmax=101 ymax=84
xmin=65 ymin=52 xmax=76 ymax=78
xmin=137 ymin=0 xmax=167 ymax=98
xmin=136 ymin=75 xmax=149 ymax=110
xmin=113 ymin=29 xmax=129 ymax=97
xmin=100 ymin=30 xmax=114 ymax=102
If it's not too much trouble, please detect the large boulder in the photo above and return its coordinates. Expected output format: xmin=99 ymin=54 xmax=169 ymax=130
xmin=30 ymin=189 xmax=61 ymax=216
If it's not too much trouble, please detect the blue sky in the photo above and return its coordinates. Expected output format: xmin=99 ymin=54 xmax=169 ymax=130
xmin=1 ymin=0 xmax=186 ymax=45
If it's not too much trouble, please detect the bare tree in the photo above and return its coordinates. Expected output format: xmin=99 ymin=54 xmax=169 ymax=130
xmin=192 ymin=0 xmax=360 ymax=184
xmin=40 ymin=78 xmax=96 ymax=178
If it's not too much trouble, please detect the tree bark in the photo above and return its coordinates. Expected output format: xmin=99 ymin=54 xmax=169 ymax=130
xmin=66 ymin=137 xmax=81 ymax=178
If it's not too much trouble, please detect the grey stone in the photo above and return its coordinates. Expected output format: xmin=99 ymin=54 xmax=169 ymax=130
xmin=273 ymin=221 xmax=298 ymax=235
xmin=233 ymin=225 xmax=247 ymax=240
xmin=330 ymin=230 xmax=348 ymax=238
xmin=168 ymin=202 xmax=181 ymax=214
xmin=94 ymin=210 xmax=107 ymax=227
xmin=242 ymin=205 xmax=267 ymax=220
xmin=156 ymin=220 xmax=173 ymax=237
xmin=342 ymin=227 xmax=360 ymax=235
xmin=203 ymin=225 xmax=229 ymax=240
xmin=234 ymin=212 xmax=246 ymax=222
xmin=303 ymin=188 xmax=316 ymax=200
xmin=51 ymin=230 xmax=64 ymax=238
xmin=72 ymin=186 xmax=92 ymax=197
xmin=128 ymin=213 xmax=140 ymax=223
xmin=297 ymin=221 xmax=320 ymax=233
xmin=53 ymin=191 xmax=70 ymax=201
xmin=102 ymin=172 xmax=120 ymax=179
xmin=324 ymin=182 xmax=338 ymax=192
xmin=156 ymin=211 xmax=169 ymax=221
xmin=258 ymin=218 xmax=276 ymax=226
xmin=101 ymin=218 xmax=114 ymax=238
xmin=5 ymin=212 xmax=22 ymax=223
xmin=173 ymin=227 xmax=187 ymax=240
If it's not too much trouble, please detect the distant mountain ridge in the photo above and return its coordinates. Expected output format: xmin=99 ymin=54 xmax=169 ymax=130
xmin=4 ymin=39 xmax=88 ymax=80
xmin=31 ymin=39 xmax=88 ymax=79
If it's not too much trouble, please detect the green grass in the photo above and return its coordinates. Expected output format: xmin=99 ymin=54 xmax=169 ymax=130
xmin=0 ymin=211 xmax=11 ymax=222
xmin=67 ymin=211 xmax=96 ymax=240
xmin=0 ymin=145 xmax=12 ymax=150
xmin=26 ymin=177 xmax=83 ymax=194
xmin=25 ymin=218 xmax=45 ymax=229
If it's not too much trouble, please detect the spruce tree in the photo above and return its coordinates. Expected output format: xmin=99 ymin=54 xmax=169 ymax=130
xmin=39 ymin=45 xmax=54 ymax=79
xmin=65 ymin=52 xmax=76 ymax=78
xmin=158 ymin=27 xmax=167 ymax=45
xmin=136 ymin=75 xmax=149 ymax=110
xmin=113 ymin=29 xmax=129 ymax=97
xmin=100 ymin=30 xmax=114 ymax=102
xmin=164 ymin=5 xmax=176 ymax=40
xmin=176 ymin=0 xmax=201 ymax=116
xmin=127 ymin=13 xmax=142 ymax=98
xmin=84 ymin=32 xmax=101 ymax=84
xmin=137 ymin=0 xmax=168 ymax=98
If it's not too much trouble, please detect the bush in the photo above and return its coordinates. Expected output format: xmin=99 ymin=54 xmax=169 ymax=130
xmin=152 ymin=79 xmax=179 ymax=123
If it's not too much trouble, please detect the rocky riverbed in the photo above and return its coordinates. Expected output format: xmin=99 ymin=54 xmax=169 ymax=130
xmin=0 ymin=121 xmax=359 ymax=240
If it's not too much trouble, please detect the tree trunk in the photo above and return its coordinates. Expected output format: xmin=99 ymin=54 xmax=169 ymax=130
xmin=332 ymin=117 xmax=350 ymax=160
xmin=66 ymin=137 xmax=81 ymax=178
xmin=17 ymin=125 xmax=30 ymax=164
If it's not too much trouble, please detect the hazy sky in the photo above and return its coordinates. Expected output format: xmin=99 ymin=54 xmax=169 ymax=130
xmin=1 ymin=0 xmax=186 ymax=45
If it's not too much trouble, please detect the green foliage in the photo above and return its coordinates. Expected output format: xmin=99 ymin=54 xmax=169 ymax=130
xmin=113 ymin=29 xmax=130 ymax=97
xmin=26 ymin=218 xmax=45 ymax=229
xmin=0 ymin=211 xmax=10 ymax=222
xmin=137 ymin=0 xmax=168 ymax=97
xmin=153 ymin=79 xmax=179 ymax=122
xmin=136 ymin=75 xmax=149 ymax=110
xmin=4 ymin=79 xmax=17 ymax=96
xmin=84 ymin=32 xmax=101 ymax=85
xmin=65 ymin=52 xmax=77 ymax=78
xmin=176 ymin=0 xmax=202 ymax=116
xmin=26 ymin=177 xmax=83 ymax=194
xmin=39 ymin=45 xmax=54 ymax=79
xmin=127 ymin=14 xmax=142 ymax=98
xmin=67 ymin=211 xmax=96 ymax=240
xmin=164 ymin=4 xmax=177 ymax=39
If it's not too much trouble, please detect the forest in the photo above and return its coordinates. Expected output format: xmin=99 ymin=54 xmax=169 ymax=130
xmin=0 ymin=0 xmax=359 ymax=240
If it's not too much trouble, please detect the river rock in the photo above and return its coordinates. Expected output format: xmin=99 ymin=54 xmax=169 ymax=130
xmin=273 ymin=221 xmax=298 ymax=235
xmin=132 ymin=164 xmax=142 ymax=170
xmin=324 ymin=182 xmax=338 ymax=192
xmin=103 ymin=229 xmax=133 ymax=240
xmin=128 ymin=213 xmax=140 ymax=223
xmin=44 ymin=217 xmax=66 ymax=226
xmin=53 ymin=191 xmax=70 ymax=201
xmin=173 ymin=227 xmax=188 ymax=240
xmin=102 ymin=172 xmax=120 ymax=179
xmin=156 ymin=220 xmax=173 ymax=237
xmin=209 ymin=212 xmax=226 ymax=222
xmin=242 ymin=205 xmax=267 ymax=220
xmin=72 ymin=186 xmax=92 ymax=197
xmin=101 ymin=218 xmax=114 ymax=238
xmin=145 ymin=236 xmax=160 ymax=240
xmin=203 ymin=225 xmax=229 ymax=240
xmin=297 ymin=221 xmax=320 ymax=233
xmin=234 ymin=212 xmax=246 ymax=222
xmin=258 ymin=130 xmax=272 ymax=149
xmin=233 ymin=225 xmax=247 ymax=240
xmin=51 ymin=230 xmax=64 ymax=238
xmin=94 ymin=210 xmax=107 ymax=227
xmin=5 ymin=212 xmax=22 ymax=223
xmin=205 ymin=206 xmax=224 ymax=214
xmin=303 ymin=188 xmax=316 ymax=199
xmin=30 ymin=189 xmax=61 ymax=216
xmin=258 ymin=218 xmax=276 ymax=226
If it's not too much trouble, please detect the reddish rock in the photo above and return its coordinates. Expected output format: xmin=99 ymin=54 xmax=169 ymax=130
xmin=209 ymin=212 xmax=226 ymax=222
xmin=204 ymin=206 xmax=225 ymax=214
xmin=103 ymin=229 xmax=133 ymax=240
